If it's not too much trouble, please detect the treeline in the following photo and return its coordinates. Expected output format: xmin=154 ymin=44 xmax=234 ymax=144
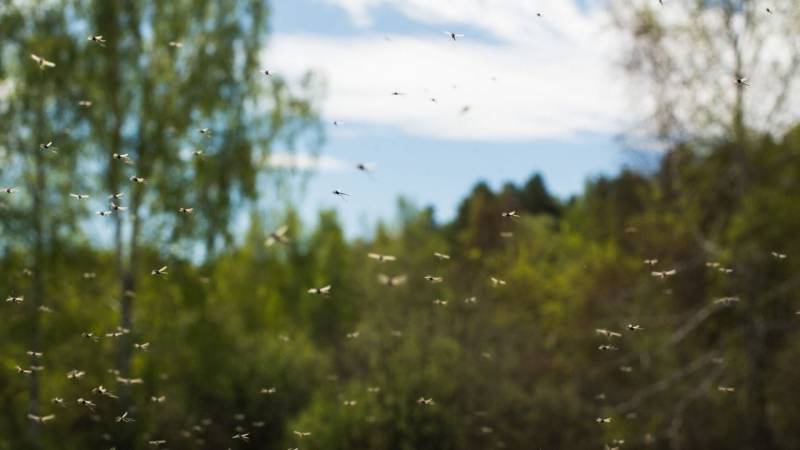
xmin=3 ymin=125 xmax=800 ymax=450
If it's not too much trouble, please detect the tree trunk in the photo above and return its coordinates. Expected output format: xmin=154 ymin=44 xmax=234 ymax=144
xmin=28 ymin=113 xmax=47 ymax=449
xmin=25 ymin=120 xmax=48 ymax=450
xmin=744 ymin=322 xmax=774 ymax=450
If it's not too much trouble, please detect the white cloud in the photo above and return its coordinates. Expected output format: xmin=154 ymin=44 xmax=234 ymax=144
xmin=267 ymin=0 xmax=628 ymax=141
xmin=271 ymin=0 xmax=800 ymax=142
xmin=265 ymin=152 xmax=352 ymax=173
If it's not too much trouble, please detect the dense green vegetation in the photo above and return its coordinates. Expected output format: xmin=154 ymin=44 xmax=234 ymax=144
xmin=3 ymin=126 xmax=800 ymax=449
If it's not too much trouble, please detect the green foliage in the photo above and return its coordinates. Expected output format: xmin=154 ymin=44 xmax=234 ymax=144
xmin=4 ymin=127 xmax=800 ymax=448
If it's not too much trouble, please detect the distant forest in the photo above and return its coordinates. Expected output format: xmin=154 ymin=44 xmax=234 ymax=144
xmin=3 ymin=125 xmax=800 ymax=449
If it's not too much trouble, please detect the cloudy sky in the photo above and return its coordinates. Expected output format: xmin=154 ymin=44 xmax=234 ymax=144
xmin=263 ymin=0 xmax=641 ymax=235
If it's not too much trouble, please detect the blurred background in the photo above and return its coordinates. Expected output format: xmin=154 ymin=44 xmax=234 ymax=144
xmin=1 ymin=0 xmax=799 ymax=449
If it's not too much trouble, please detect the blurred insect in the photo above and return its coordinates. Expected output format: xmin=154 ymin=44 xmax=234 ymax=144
xmin=718 ymin=386 xmax=735 ymax=393
xmin=434 ymin=252 xmax=451 ymax=260
xmin=88 ymin=35 xmax=106 ymax=46
xmin=596 ymin=329 xmax=622 ymax=339
xmin=40 ymin=141 xmax=57 ymax=153
xmin=67 ymin=369 xmax=85 ymax=379
xmin=134 ymin=342 xmax=150 ymax=351
xmin=28 ymin=414 xmax=55 ymax=424
xmin=81 ymin=331 xmax=100 ymax=342
xmin=424 ymin=275 xmax=443 ymax=283
xmin=501 ymin=210 xmax=520 ymax=219
xmin=92 ymin=385 xmax=119 ymax=399
xmin=598 ymin=345 xmax=618 ymax=351
xmin=5 ymin=295 xmax=24 ymax=303
xmin=651 ymin=269 xmax=676 ymax=279
xmin=168 ymin=41 xmax=183 ymax=48
xmin=233 ymin=433 xmax=250 ymax=442
xmin=490 ymin=277 xmax=506 ymax=287
xmin=368 ymin=253 xmax=396 ymax=263
xmin=379 ymin=274 xmax=407 ymax=287
xmin=266 ymin=225 xmax=290 ymax=246
xmin=445 ymin=31 xmax=464 ymax=41
xmin=69 ymin=193 xmax=90 ymax=200
xmin=77 ymin=398 xmax=97 ymax=411
xmin=293 ymin=430 xmax=312 ymax=438
xmin=417 ymin=397 xmax=435 ymax=405
xmin=151 ymin=266 xmax=168 ymax=276
xmin=3 ymin=187 xmax=17 ymax=194
xmin=627 ymin=324 xmax=644 ymax=331
xmin=356 ymin=162 xmax=376 ymax=173
xmin=113 ymin=153 xmax=133 ymax=164
xmin=178 ymin=207 xmax=194 ymax=214
xmin=771 ymin=251 xmax=787 ymax=259
xmin=106 ymin=328 xmax=126 ymax=338
xmin=130 ymin=176 xmax=145 ymax=183
xmin=30 ymin=54 xmax=56 ymax=70
xmin=308 ymin=285 xmax=332 ymax=296
xmin=115 ymin=411 xmax=135 ymax=423
xmin=333 ymin=189 xmax=349 ymax=199
xmin=595 ymin=417 xmax=612 ymax=424
xmin=260 ymin=387 xmax=276 ymax=395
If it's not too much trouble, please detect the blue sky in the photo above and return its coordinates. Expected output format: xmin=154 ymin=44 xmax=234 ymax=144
xmin=265 ymin=0 xmax=635 ymax=235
